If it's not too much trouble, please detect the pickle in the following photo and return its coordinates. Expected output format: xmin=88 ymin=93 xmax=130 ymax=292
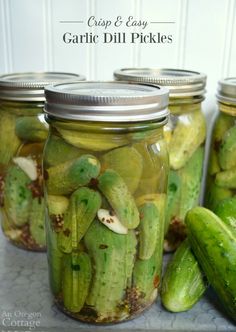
xmin=46 ymin=155 xmax=101 ymax=195
xmin=134 ymin=142 xmax=161 ymax=195
xmin=47 ymin=195 xmax=69 ymax=216
xmin=62 ymin=252 xmax=92 ymax=313
xmin=161 ymin=239 xmax=206 ymax=312
xmin=215 ymin=167 xmax=236 ymax=189
xmin=98 ymin=169 xmax=139 ymax=229
xmin=133 ymin=195 xmax=165 ymax=302
xmin=4 ymin=165 xmax=32 ymax=226
xmin=47 ymin=195 xmax=69 ymax=233
xmin=46 ymin=217 xmax=63 ymax=295
xmin=29 ymin=198 xmax=46 ymax=247
xmin=208 ymin=149 xmax=221 ymax=176
xmin=169 ymin=111 xmax=206 ymax=170
xmin=178 ymin=147 xmax=204 ymax=220
xmin=138 ymin=201 xmax=160 ymax=260
xmin=205 ymin=180 xmax=233 ymax=211
xmin=101 ymin=146 xmax=143 ymax=194
xmin=44 ymin=135 xmax=85 ymax=167
xmin=0 ymin=112 xmax=20 ymax=165
xmin=15 ymin=116 xmax=48 ymax=142
xmin=165 ymin=171 xmax=181 ymax=234
xmin=84 ymin=220 xmax=136 ymax=320
xmin=57 ymin=127 xmax=127 ymax=151
xmin=214 ymin=197 xmax=236 ymax=232
xmin=218 ymin=126 xmax=236 ymax=170
xmin=212 ymin=112 xmax=234 ymax=143
xmin=133 ymin=243 xmax=161 ymax=303
xmin=58 ymin=187 xmax=102 ymax=253
xmin=186 ymin=207 xmax=236 ymax=322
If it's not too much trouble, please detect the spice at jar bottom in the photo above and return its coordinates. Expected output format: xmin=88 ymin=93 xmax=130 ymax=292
xmin=43 ymin=81 xmax=169 ymax=323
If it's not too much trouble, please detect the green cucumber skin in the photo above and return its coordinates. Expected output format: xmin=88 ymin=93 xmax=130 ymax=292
xmin=169 ymin=111 xmax=206 ymax=170
xmin=15 ymin=116 xmax=48 ymax=142
xmin=133 ymin=196 xmax=165 ymax=302
xmin=44 ymin=135 xmax=84 ymax=167
xmin=161 ymin=239 xmax=206 ymax=312
xmin=138 ymin=202 xmax=160 ymax=260
xmin=4 ymin=165 xmax=32 ymax=226
xmin=204 ymin=180 xmax=232 ymax=211
xmin=0 ymin=112 xmax=20 ymax=166
xmin=215 ymin=167 xmax=236 ymax=189
xmin=214 ymin=197 xmax=236 ymax=234
xmin=84 ymin=220 xmax=137 ymax=319
xmin=133 ymin=244 xmax=161 ymax=302
xmin=46 ymin=217 xmax=63 ymax=296
xmin=46 ymin=154 xmax=101 ymax=195
xmin=62 ymin=252 xmax=92 ymax=313
xmin=186 ymin=207 xmax=236 ymax=322
xmin=58 ymin=187 xmax=102 ymax=253
xmin=165 ymin=170 xmax=181 ymax=234
xmin=218 ymin=126 xmax=236 ymax=170
xmin=29 ymin=198 xmax=46 ymax=247
xmin=178 ymin=147 xmax=204 ymax=221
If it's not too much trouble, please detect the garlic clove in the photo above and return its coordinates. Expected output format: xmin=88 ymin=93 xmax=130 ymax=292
xmin=13 ymin=157 xmax=38 ymax=181
xmin=97 ymin=208 xmax=128 ymax=234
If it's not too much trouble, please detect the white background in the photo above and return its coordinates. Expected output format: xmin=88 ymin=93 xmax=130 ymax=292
xmin=0 ymin=0 xmax=236 ymax=121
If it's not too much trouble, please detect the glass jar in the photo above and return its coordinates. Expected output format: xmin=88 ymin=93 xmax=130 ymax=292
xmin=43 ymin=81 xmax=169 ymax=323
xmin=205 ymin=78 xmax=236 ymax=216
xmin=0 ymin=72 xmax=85 ymax=251
xmin=114 ymin=68 xmax=207 ymax=251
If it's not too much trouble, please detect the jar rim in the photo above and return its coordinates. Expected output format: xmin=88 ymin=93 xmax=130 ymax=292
xmin=216 ymin=77 xmax=236 ymax=105
xmin=44 ymin=81 xmax=169 ymax=123
xmin=0 ymin=71 xmax=85 ymax=102
xmin=114 ymin=67 xmax=207 ymax=97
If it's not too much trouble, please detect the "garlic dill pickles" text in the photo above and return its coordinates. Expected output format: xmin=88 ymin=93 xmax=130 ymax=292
xmin=63 ymin=32 xmax=173 ymax=44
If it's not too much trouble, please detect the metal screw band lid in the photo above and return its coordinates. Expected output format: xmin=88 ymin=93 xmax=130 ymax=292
xmin=114 ymin=68 xmax=207 ymax=97
xmin=44 ymin=81 xmax=169 ymax=123
xmin=216 ymin=78 xmax=236 ymax=105
xmin=0 ymin=72 xmax=85 ymax=101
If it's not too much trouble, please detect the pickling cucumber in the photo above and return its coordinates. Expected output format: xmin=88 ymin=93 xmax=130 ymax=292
xmin=46 ymin=154 xmax=101 ymax=195
xmin=98 ymin=169 xmax=139 ymax=229
xmin=161 ymin=239 xmax=206 ymax=312
xmin=186 ymin=207 xmax=236 ymax=322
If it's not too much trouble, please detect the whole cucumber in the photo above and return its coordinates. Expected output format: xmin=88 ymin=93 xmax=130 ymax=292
xmin=161 ymin=239 xmax=206 ymax=312
xmin=186 ymin=207 xmax=236 ymax=322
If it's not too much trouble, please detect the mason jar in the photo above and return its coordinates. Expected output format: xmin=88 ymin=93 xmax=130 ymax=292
xmin=43 ymin=81 xmax=169 ymax=323
xmin=114 ymin=68 xmax=207 ymax=251
xmin=205 ymin=78 xmax=236 ymax=219
xmin=0 ymin=72 xmax=85 ymax=251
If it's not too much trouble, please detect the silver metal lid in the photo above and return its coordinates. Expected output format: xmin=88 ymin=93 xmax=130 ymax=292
xmin=44 ymin=81 xmax=169 ymax=122
xmin=114 ymin=68 xmax=207 ymax=97
xmin=216 ymin=77 xmax=236 ymax=105
xmin=0 ymin=72 xmax=85 ymax=101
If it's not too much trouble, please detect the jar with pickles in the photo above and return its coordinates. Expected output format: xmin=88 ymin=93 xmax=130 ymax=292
xmin=0 ymin=72 xmax=84 ymax=251
xmin=114 ymin=68 xmax=207 ymax=251
xmin=205 ymin=78 xmax=236 ymax=219
xmin=43 ymin=81 xmax=169 ymax=323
